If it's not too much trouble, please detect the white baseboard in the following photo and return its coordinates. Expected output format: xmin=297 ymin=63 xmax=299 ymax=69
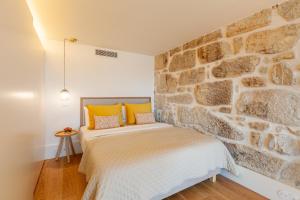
xmin=221 ymin=166 xmax=300 ymax=200
xmin=44 ymin=140 xmax=82 ymax=160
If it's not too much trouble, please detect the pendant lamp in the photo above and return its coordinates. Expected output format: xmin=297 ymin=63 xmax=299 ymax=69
xmin=60 ymin=38 xmax=78 ymax=101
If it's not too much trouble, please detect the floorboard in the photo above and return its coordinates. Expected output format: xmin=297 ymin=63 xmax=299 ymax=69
xmin=34 ymin=154 xmax=267 ymax=200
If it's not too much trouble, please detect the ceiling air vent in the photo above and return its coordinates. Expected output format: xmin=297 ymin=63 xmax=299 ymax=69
xmin=95 ymin=49 xmax=118 ymax=58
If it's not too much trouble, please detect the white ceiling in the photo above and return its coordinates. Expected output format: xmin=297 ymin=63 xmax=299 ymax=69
xmin=31 ymin=0 xmax=283 ymax=55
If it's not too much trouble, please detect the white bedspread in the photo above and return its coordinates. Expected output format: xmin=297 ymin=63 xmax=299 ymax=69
xmin=80 ymin=123 xmax=173 ymax=152
xmin=79 ymin=124 xmax=238 ymax=200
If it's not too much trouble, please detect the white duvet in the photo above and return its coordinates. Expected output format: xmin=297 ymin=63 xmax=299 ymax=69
xmin=80 ymin=123 xmax=173 ymax=152
xmin=79 ymin=123 xmax=238 ymax=200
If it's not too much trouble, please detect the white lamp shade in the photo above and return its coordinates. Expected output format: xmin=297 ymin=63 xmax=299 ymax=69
xmin=60 ymin=88 xmax=71 ymax=101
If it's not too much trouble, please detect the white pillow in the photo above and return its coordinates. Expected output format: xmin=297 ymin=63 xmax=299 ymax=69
xmin=94 ymin=115 xmax=120 ymax=130
xmin=135 ymin=112 xmax=155 ymax=125
xmin=84 ymin=107 xmax=90 ymax=127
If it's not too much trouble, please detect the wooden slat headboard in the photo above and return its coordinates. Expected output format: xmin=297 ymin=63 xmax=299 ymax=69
xmin=80 ymin=97 xmax=151 ymax=127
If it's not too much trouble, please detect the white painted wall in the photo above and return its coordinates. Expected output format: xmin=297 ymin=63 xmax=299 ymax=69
xmin=0 ymin=1 xmax=45 ymax=199
xmin=44 ymin=40 xmax=154 ymax=159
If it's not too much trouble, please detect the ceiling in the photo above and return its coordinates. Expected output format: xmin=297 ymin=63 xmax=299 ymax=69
xmin=31 ymin=0 xmax=283 ymax=55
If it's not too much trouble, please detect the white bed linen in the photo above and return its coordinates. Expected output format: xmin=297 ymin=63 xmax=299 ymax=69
xmin=79 ymin=124 xmax=238 ymax=200
xmin=80 ymin=123 xmax=173 ymax=152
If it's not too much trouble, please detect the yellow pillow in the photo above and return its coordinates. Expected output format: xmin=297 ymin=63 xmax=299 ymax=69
xmin=87 ymin=104 xmax=123 ymax=129
xmin=125 ymin=103 xmax=152 ymax=125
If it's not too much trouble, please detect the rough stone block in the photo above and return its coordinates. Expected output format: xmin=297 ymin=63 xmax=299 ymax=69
xmin=280 ymin=161 xmax=300 ymax=189
xmin=155 ymin=53 xmax=168 ymax=70
xmin=161 ymin=109 xmax=175 ymax=124
xmin=250 ymin=131 xmax=261 ymax=147
xmin=269 ymin=63 xmax=293 ymax=85
xmin=198 ymin=41 xmax=231 ymax=64
xmin=248 ymin=122 xmax=269 ymax=131
xmin=233 ymin=37 xmax=243 ymax=54
xmin=212 ymin=56 xmax=260 ymax=78
xmin=236 ymin=89 xmax=300 ymax=126
xmin=277 ymin=0 xmax=300 ymax=21
xmin=246 ymin=24 xmax=300 ymax=54
xmin=169 ymin=46 xmax=182 ymax=57
xmin=154 ymin=95 xmax=166 ymax=110
xmin=264 ymin=134 xmax=276 ymax=150
xmin=272 ymin=51 xmax=295 ymax=63
xmin=178 ymin=67 xmax=205 ymax=86
xmin=177 ymin=106 xmax=244 ymax=140
xmin=156 ymin=74 xmax=177 ymax=93
xmin=241 ymin=77 xmax=266 ymax=87
xmin=177 ymin=87 xmax=186 ymax=92
xmin=236 ymin=116 xmax=246 ymax=121
xmin=183 ymin=30 xmax=222 ymax=50
xmin=219 ymin=107 xmax=232 ymax=114
xmin=167 ymin=94 xmax=193 ymax=104
xmin=194 ymin=80 xmax=232 ymax=106
xmin=225 ymin=143 xmax=284 ymax=179
xmin=265 ymin=133 xmax=300 ymax=156
xmin=226 ymin=9 xmax=272 ymax=37
xmin=259 ymin=66 xmax=268 ymax=74
xmin=287 ymin=127 xmax=300 ymax=136
xmin=169 ymin=50 xmax=196 ymax=72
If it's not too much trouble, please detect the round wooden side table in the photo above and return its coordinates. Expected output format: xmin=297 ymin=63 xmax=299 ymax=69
xmin=55 ymin=130 xmax=79 ymax=163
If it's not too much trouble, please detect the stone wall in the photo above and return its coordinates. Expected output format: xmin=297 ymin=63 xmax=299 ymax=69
xmin=154 ymin=0 xmax=300 ymax=189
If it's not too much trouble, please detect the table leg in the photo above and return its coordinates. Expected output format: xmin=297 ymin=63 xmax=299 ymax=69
xmin=69 ymin=136 xmax=76 ymax=155
xmin=65 ymin=137 xmax=70 ymax=163
xmin=55 ymin=138 xmax=64 ymax=161
xmin=210 ymin=175 xmax=217 ymax=183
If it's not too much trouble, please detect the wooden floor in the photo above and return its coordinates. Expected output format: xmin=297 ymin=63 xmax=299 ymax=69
xmin=34 ymin=155 xmax=267 ymax=200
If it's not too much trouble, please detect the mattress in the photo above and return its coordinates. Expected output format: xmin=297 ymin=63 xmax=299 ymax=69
xmin=79 ymin=124 xmax=238 ymax=200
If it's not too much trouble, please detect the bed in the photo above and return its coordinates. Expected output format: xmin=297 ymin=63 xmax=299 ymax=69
xmin=78 ymin=97 xmax=238 ymax=200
